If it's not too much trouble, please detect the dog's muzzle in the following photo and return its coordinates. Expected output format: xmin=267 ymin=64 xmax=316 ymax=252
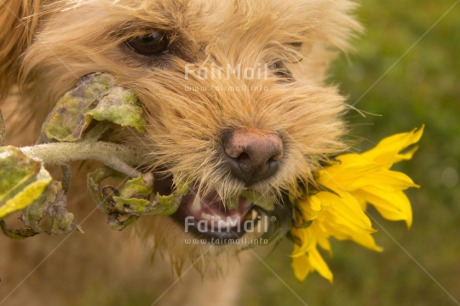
xmin=171 ymin=184 xmax=293 ymax=245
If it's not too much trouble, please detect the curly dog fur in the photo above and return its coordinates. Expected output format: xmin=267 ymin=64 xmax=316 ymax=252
xmin=0 ymin=1 xmax=360 ymax=305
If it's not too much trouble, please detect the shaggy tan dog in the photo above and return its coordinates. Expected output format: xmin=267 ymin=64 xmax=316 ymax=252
xmin=0 ymin=0 xmax=360 ymax=305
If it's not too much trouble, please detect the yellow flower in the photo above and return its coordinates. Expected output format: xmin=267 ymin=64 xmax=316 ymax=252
xmin=291 ymin=126 xmax=424 ymax=282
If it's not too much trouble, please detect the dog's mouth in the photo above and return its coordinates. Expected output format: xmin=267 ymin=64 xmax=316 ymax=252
xmin=154 ymin=173 xmax=291 ymax=244
xmin=173 ymin=186 xmax=258 ymax=242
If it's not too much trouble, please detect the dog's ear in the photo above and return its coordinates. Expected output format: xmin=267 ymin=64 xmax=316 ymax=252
xmin=0 ymin=0 xmax=42 ymax=100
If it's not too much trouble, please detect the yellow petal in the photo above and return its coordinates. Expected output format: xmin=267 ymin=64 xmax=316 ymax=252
xmin=354 ymin=188 xmax=413 ymax=227
xmin=361 ymin=125 xmax=424 ymax=167
xmin=310 ymin=247 xmax=333 ymax=283
xmin=359 ymin=170 xmax=419 ymax=190
xmin=320 ymin=191 xmax=372 ymax=229
xmin=317 ymin=234 xmax=332 ymax=253
xmin=300 ymin=194 xmax=323 ymax=221
xmin=319 ymin=155 xmax=382 ymax=188
xmin=291 ymin=251 xmax=312 ymax=281
xmin=321 ymin=155 xmax=419 ymax=192
xmin=317 ymin=191 xmax=383 ymax=251
xmin=394 ymin=145 xmax=419 ymax=163
xmin=335 ymin=168 xmax=419 ymax=192
xmin=291 ymin=227 xmax=315 ymax=257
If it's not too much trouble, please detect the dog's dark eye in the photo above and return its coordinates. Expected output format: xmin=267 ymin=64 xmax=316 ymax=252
xmin=125 ymin=32 xmax=169 ymax=56
xmin=289 ymin=42 xmax=303 ymax=48
xmin=269 ymin=60 xmax=293 ymax=81
xmin=269 ymin=61 xmax=282 ymax=70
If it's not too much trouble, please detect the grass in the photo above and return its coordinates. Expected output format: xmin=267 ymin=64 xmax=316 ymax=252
xmin=241 ymin=1 xmax=460 ymax=305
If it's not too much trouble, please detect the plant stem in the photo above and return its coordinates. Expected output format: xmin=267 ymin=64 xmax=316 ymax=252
xmin=21 ymin=142 xmax=146 ymax=177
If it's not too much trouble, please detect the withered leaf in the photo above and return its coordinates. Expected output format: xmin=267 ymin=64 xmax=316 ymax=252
xmin=88 ymin=167 xmax=186 ymax=230
xmin=22 ymin=180 xmax=77 ymax=235
xmin=43 ymin=72 xmax=145 ymax=142
xmin=0 ymin=146 xmax=52 ymax=219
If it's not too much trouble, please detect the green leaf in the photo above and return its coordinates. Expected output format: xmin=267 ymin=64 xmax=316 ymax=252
xmin=0 ymin=146 xmax=52 ymax=219
xmin=86 ymin=87 xmax=146 ymax=133
xmin=112 ymin=175 xmax=153 ymax=214
xmin=43 ymin=72 xmax=145 ymax=142
xmin=111 ymin=176 xmax=187 ymax=218
xmin=241 ymin=190 xmax=276 ymax=211
xmin=87 ymin=167 xmax=187 ymax=230
xmin=118 ymin=175 xmax=153 ymax=199
xmin=87 ymin=166 xmax=121 ymax=210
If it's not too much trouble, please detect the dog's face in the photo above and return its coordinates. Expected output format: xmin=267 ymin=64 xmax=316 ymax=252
xmin=0 ymin=0 xmax=360 ymax=258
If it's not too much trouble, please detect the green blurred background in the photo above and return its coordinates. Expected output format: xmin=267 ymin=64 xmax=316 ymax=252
xmin=242 ymin=0 xmax=460 ymax=305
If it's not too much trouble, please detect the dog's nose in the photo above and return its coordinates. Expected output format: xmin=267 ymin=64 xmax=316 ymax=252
xmin=223 ymin=128 xmax=283 ymax=185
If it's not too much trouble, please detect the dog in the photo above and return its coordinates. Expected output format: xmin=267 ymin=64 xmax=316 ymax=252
xmin=0 ymin=0 xmax=361 ymax=305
